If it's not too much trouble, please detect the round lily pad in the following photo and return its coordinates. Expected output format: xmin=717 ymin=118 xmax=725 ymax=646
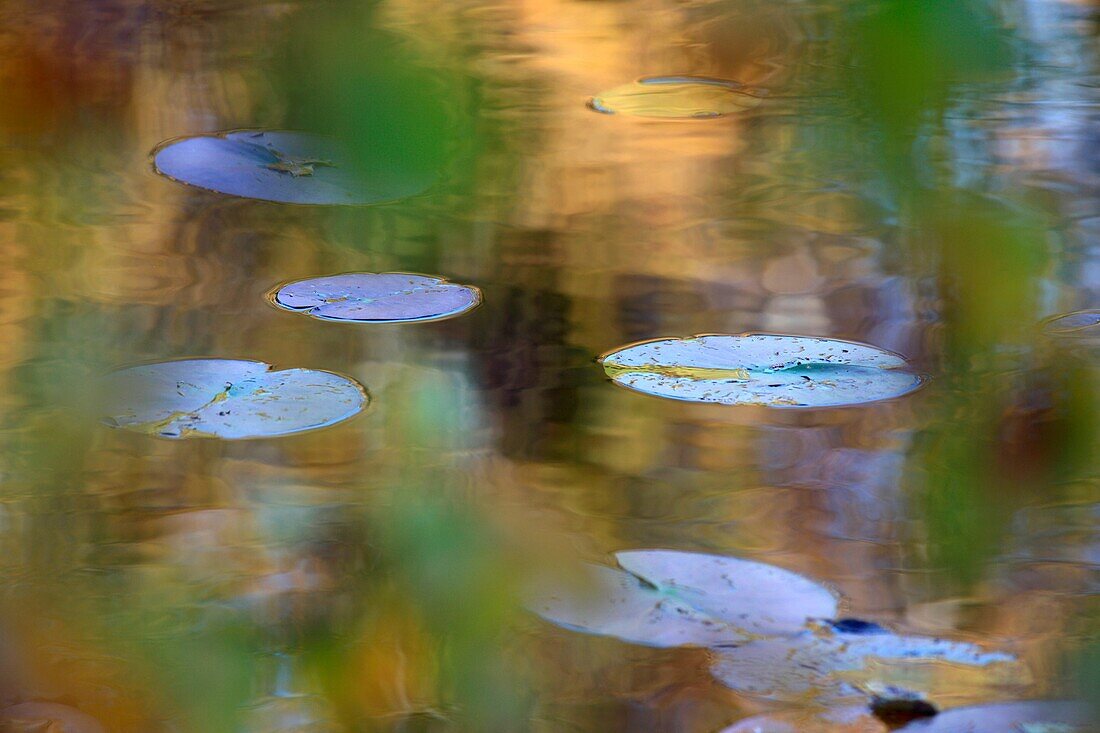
xmin=588 ymin=76 xmax=764 ymax=118
xmin=892 ymin=701 xmax=1091 ymax=732
xmin=152 ymin=130 xmax=432 ymax=205
xmin=1043 ymin=310 xmax=1100 ymax=338
xmin=270 ymin=273 xmax=481 ymax=323
xmin=598 ymin=334 xmax=924 ymax=408
xmin=526 ymin=549 xmax=838 ymax=648
xmin=722 ymin=707 xmax=887 ymax=733
xmin=102 ymin=359 xmax=367 ymax=440
xmin=710 ymin=620 xmax=1025 ymax=702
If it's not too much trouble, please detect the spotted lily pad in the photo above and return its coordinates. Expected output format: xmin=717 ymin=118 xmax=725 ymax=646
xmin=710 ymin=619 xmax=1025 ymax=703
xmin=527 ymin=549 xmax=838 ymax=648
xmin=152 ymin=130 xmax=431 ymax=205
xmin=1043 ymin=310 xmax=1100 ymax=339
xmin=588 ymin=76 xmax=764 ymax=118
xmin=598 ymin=334 xmax=924 ymax=408
xmin=102 ymin=359 xmax=367 ymax=439
xmin=270 ymin=273 xmax=481 ymax=323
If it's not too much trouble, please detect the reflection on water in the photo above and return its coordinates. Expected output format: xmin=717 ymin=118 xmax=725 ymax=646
xmin=0 ymin=0 xmax=1098 ymax=731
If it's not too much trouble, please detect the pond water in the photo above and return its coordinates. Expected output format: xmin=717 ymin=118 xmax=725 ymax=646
xmin=0 ymin=0 xmax=1097 ymax=731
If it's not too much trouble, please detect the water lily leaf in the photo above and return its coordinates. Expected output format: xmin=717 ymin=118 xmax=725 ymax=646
xmin=271 ymin=273 xmax=481 ymax=323
xmin=0 ymin=702 xmax=105 ymax=733
xmin=721 ymin=706 xmax=888 ymax=733
xmin=588 ymin=76 xmax=764 ymax=118
xmin=152 ymin=130 xmax=432 ymax=205
xmin=599 ymin=334 xmax=924 ymax=408
xmin=527 ymin=549 xmax=838 ymax=648
xmin=710 ymin=620 xmax=1025 ymax=703
xmin=102 ymin=359 xmax=367 ymax=440
xmin=895 ymin=701 xmax=1091 ymax=732
xmin=1043 ymin=310 xmax=1100 ymax=339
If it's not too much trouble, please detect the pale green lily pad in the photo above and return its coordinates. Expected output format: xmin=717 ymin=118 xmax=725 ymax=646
xmin=710 ymin=620 xmax=1026 ymax=703
xmin=588 ymin=76 xmax=764 ymax=118
xmin=527 ymin=549 xmax=838 ymax=648
xmin=102 ymin=359 xmax=367 ymax=440
xmin=271 ymin=272 xmax=481 ymax=323
xmin=599 ymin=334 xmax=924 ymax=408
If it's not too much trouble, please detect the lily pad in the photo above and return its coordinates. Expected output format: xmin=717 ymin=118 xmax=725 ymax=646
xmin=152 ymin=130 xmax=431 ymax=205
xmin=710 ymin=620 xmax=1025 ymax=702
xmin=721 ymin=707 xmax=888 ymax=733
xmin=102 ymin=359 xmax=367 ymax=440
xmin=588 ymin=76 xmax=764 ymax=118
xmin=598 ymin=334 xmax=924 ymax=408
xmin=270 ymin=273 xmax=481 ymax=323
xmin=527 ymin=549 xmax=838 ymax=648
xmin=894 ymin=701 xmax=1091 ymax=732
xmin=1043 ymin=310 xmax=1100 ymax=339
xmin=0 ymin=702 xmax=105 ymax=733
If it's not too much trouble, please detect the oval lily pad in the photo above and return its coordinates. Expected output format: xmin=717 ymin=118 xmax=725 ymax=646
xmin=0 ymin=702 xmax=105 ymax=733
xmin=102 ymin=359 xmax=367 ymax=440
xmin=527 ymin=549 xmax=838 ymax=648
xmin=588 ymin=76 xmax=763 ymax=118
xmin=152 ymin=130 xmax=431 ymax=205
xmin=894 ymin=701 xmax=1090 ymax=733
xmin=1043 ymin=310 xmax=1100 ymax=338
xmin=710 ymin=620 xmax=1025 ymax=703
xmin=270 ymin=273 xmax=481 ymax=323
xmin=598 ymin=334 xmax=924 ymax=408
xmin=722 ymin=707 xmax=888 ymax=733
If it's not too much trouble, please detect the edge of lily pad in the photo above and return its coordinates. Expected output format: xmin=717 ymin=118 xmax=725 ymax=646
xmin=100 ymin=356 xmax=371 ymax=441
xmin=264 ymin=271 xmax=483 ymax=324
xmin=595 ymin=332 xmax=927 ymax=410
xmin=148 ymin=128 xmax=439 ymax=207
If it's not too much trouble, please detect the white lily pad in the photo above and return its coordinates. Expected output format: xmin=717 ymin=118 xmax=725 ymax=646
xmin=710 ymin=620 xmax=1024 ymax=702
xmin=1043 ymin=310 xmax=1100 ymax=339
xmin=527 ymin=549 xmax=838 ymax=648
xmin=598 ymin=334 xmax=924 ymax=408
xmin=721 ymin=707 xmax=887 ymax=733
xmin=270 ymin=273 xmax=481 ymax=323
xmin=102 ymin=359 xmax=367 ymax=440
xmin=152 ymin=130 xmax=431 ymax=205
xmin=896 ymin=701 xmax=1090 ymax=732
xmin=588 ymin=76 xmax=764 ymax=118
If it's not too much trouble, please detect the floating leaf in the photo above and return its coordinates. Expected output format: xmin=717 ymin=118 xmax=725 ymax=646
xmin=710 ymin=620 xmax=1026 ymax=703
xmin=270 ymin=273 xmax=481 ymax=323
xmin=721 ymin=706 xmax=887 ymax=733
xmin=152 ymin=130 xmax=432 ymax=205
xmin=588 ymin=76 xmax=764 ymax=118
xmin=721 ymin=701 xmax=1093 ymax=733
xmin=0 ymin=702 xmax=105 ymax=733
xmin=102 ymin=359 xmax=367 ymax=440
xmin=527 ymin=549 xmax=838 ymax=648
xmin=599 ymin=334 xmax=924 ymax=408
xmin=1043 ymin=310 xmax=1100 ymax=339
xmin=894 ymin=701 xmax=1091 ymax=732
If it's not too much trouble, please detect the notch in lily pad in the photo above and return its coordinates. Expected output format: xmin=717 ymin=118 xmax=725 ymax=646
xmin=709 ymin=618 xmax=1028 ymax=703
xmin=152 ymin=130 xmax=434 ymax=205
xmin=722 ymin=701 xmax=1091 ymax=733
xmin=269 ymin=273 xmax=481 ymax=324
xmin=526 ymin=549 xmax=838 ymax=648
xmin=588 ymin=76 xmax=764 ymax=118
xmin=101 ymin=359 xmax=367 ymax=440
xmin=598 ymin=333 xmax=925 ymax=408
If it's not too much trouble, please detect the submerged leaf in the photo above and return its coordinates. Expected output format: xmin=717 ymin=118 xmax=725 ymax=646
xmin=588 ymin=76 xmax=764 ymax=118
xmin=527 ymin=549 xmax=838 ymax=648
xmin=152 ymin=130 xmax=432 ymax=205
xmin=710 ymin=620 xmax=1026 ymax=703
xmin=101 ymin=359 xmax=367 ymax=440
xmin=599 ymin=334 xmax=924 ymax=408
xmin=271 ymin=273 xmax=481 ymax=323
xmin=0 ymin=702 xmax=105 ymax=733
